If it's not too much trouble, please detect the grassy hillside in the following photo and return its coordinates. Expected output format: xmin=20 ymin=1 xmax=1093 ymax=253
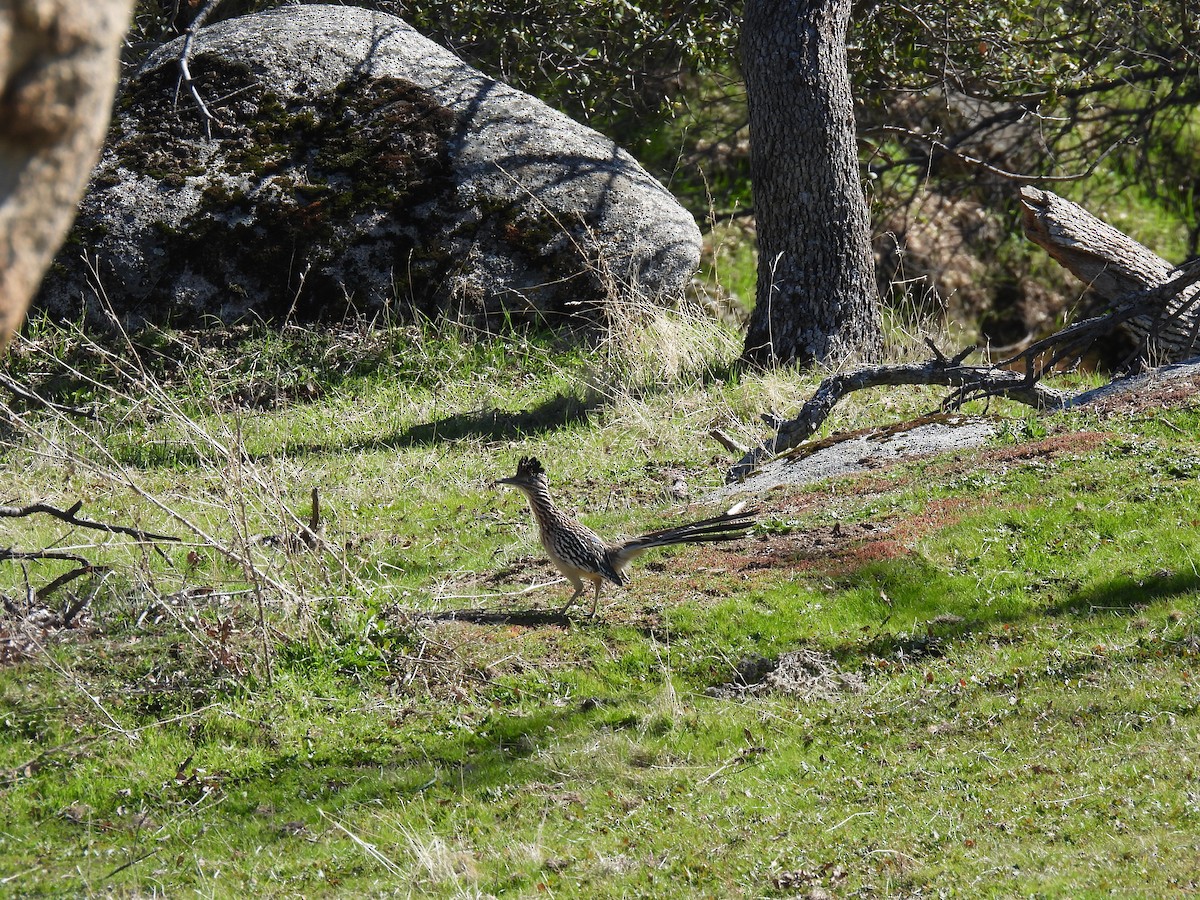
xmin=2 ymin=315 xmax=1199 ymax=897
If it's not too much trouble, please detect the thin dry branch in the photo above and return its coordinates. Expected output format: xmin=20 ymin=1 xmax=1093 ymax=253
xmin=176 ymin=0 xmax=226 ymax=135
xmin=0 ymin=548 xmax=92 ymax=566
xmin=867 ymin=125 xmax=1128 ymax=184
xmin=0 ymin=500 xmax=180 ymax=544
xmin=0 ymin=373 xmax=96 ymax=418
xmin=39 ymin=567 xmax=102 ymax=610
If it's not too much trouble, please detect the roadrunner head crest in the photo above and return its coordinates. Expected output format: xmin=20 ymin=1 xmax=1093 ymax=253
xmin=515 ymin=456 xmax=545 ymax=479
xmin=495 ymin=456 xmax=548 ymax=491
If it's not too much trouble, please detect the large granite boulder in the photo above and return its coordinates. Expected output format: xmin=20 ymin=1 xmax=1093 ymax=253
xmin=36 ymin=5 xmax=701 ymax=329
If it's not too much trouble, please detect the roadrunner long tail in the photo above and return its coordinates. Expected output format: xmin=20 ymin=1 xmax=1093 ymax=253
xmin=495 ymin=456 xmax=755 ymax=616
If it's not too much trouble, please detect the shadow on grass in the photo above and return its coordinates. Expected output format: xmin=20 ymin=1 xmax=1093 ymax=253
xmin=415 ymin=606 xmax=574 ymax=627
xmin=1049 ymin=569 xmax=1200 ymax=617
xmin=108 ymin=391 xmax=600 ymax=470
xmin=811 ymin=557 xmax=1200 ymax=664
xmin=390 ymin=392 xmax=595 ymax=446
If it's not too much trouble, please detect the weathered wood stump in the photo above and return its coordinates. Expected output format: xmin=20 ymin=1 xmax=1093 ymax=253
xmin=1019 ymin=186 xmax=1200 ymax=363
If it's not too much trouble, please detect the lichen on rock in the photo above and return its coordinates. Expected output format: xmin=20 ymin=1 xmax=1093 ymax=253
xmin=36 ymin=5 xmax=702 ymax=331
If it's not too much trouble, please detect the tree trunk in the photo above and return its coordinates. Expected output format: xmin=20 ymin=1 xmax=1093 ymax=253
xmin=0 ymin=0 xmax=133 ymax=350
xmin=740 ymin=0 xmax=881 ymax=367
xmin=1020 ymin=186 xmax=1200 ymax=363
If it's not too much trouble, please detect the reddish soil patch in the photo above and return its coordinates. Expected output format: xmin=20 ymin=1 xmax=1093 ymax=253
xmin=692 ymin=431 xmax=1115 ymax=582
xmin=952 ymin=429 xmax=1111 ymax=468
xmin=728 ymin=431 xmax=1113 ymax=521
xmin=1079 ymin=372 xmax=1200 ymax=417
xmin=693 ymin=496 xmax=976 ymax=581
xmin=829 ymin=429 xmax=1114 ymax=498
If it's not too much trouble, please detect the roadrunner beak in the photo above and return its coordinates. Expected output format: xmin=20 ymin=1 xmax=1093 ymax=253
xmin=496 ymin=456 xmax=545 ymax=492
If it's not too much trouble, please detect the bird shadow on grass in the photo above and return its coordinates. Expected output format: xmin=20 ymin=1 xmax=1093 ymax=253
xmin=391 ymin=392 xmax=595 ymax=447
xmin=414 ymin=606 xmax=574 ymax=627
xmin=1047 ymin=568 xmax=1200 ymax=617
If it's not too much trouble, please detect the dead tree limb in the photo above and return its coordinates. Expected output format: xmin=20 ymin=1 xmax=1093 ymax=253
xmin=0 ymin=501 xmax=180 ymax=544
xmin=726 ymin=340 xmax=1068 ymax=482
xmin=963 ymin=260 xmax=1200 ymax=413
xmin=1019 ymin=186 xmax=1200 ymax=362
xmin=728 ymin=259 xmax=1200 ymax=483
xmin=37 ymin=567 xmax=103 ymax=610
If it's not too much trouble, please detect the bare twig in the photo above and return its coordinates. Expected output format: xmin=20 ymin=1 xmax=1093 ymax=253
xmin=0 ymin=738 xmax=93 ymax=787
xmin=0 ymin=500 xmax=180 ymax=544
xmin=867 ymin=124 xmax=1129 ymax=184
xmin=37 ymin=566 xmax=102 ymax=607
xmin=60 ymin=586 xmax=94 ymax=626
xmin=320 ymin=810 xmax=403 ymax=875
xmin=0 ymin=547 xmax=91 ymax=566
xmin=101 ymin=848 xmax=163 ymax=883
xmin=0 ymin=373 xmax=95 ymax=418
xmin=709 ymin=428 xmax=748 ymax=456
xmin=176 ymin=0 xmax=226 ymax=136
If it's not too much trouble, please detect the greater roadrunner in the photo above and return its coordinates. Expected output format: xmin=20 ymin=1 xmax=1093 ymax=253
xmin=495 ymin=456 xmax=755 ymax=616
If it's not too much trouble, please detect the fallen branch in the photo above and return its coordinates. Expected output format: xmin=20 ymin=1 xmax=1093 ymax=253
xmin=726 ymin=340 xmax=1067 ymax=482
xmin=995 ymin=259 xmax=1200 ymax=383
xmin=709 ymin=428 xmax=748 ymax=456
xmin=0 ymin=373 xmax=96 ymax=419
xmin=0 ymin=500 xmax=180 ymax=544
xmin=730 ymin=237 xmax=1200 ymax=482
xmin=0 ymin=565 xmax=102 ymax=623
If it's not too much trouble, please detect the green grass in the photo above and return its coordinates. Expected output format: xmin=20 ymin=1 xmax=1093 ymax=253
xmin=2 ymin=317 xmax=1200 ymax=897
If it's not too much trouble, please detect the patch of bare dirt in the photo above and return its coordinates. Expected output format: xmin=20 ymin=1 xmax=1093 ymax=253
xmin=1076 ymin=372 xmax=1200 ymax=417
xmin=704 ymin=496 xmax=974 ymax=580
xmin=970 ymin=429 xmax=1113 ymax=465
xmin=706 ymin=648 xmax=865 ymax=700
xmin=738 ymin=521 xmax=899 ymax=575
xmin=702 ymin=430 xmax=1116 ymax=582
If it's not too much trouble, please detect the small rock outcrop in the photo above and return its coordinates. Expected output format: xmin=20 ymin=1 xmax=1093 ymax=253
xmin=36 ymin=5 xmax=701 ymax=329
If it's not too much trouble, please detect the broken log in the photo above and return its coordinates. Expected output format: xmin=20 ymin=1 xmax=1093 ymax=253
xmin=1019 ymin=186 xmax=1200 ymax=362
xmin=725 ymin=340 xmax=1068 ymax=482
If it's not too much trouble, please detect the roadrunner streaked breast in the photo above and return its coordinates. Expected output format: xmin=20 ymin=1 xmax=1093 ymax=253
xmin=495 ymin=456 xmax=755 ymax=616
